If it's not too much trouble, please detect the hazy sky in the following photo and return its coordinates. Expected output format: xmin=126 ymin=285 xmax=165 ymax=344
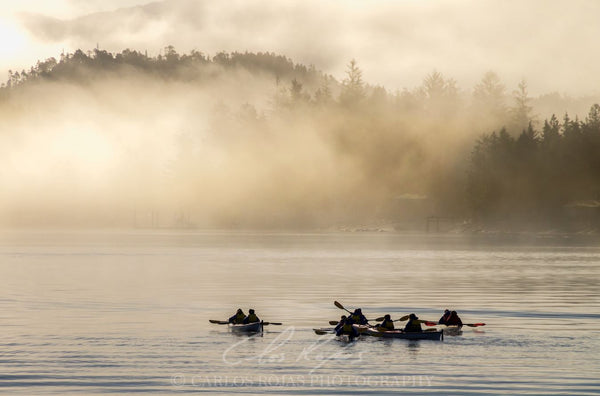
xmin=1 ymin=0 xmax=600 ymax=95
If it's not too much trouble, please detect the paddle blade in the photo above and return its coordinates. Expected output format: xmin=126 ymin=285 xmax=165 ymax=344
xmin=466 ymin=323 xmax=486 ymax=327
xmin=314 ymin=329 xmax=332 ymax=335
xmin=423 ymin=321 xmax=439 ymax=326
xmin=375 ymin=317 xmax=385 ymax=322
xmin=263 ymin=322 xmax=282 ymax=326
xmin=329 ymin=320 xmax=340 ymax=325
xmin=209 ymin=319 xmax=229 ymax=325
xmin=395 ymin=315 xmax=410 ymax=322
xmin=334 ymin=301 xmax=345 ymax=310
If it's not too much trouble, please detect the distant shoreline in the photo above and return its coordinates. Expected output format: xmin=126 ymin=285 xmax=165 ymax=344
xmin=1 ymin=224 xmax=598 ymax=241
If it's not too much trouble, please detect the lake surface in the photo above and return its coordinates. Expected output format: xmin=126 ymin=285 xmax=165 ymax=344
xmin=0 ymin=229 xmax=599 ymax=395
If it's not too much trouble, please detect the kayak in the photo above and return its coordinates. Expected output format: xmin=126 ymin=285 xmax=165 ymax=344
xmin=229 ymin=322 xmax=263 ymax=333
xmin=352 ymin=324 xmax=373 ymax=335
xmin=365 ymin=327 xmax=444 ymax=341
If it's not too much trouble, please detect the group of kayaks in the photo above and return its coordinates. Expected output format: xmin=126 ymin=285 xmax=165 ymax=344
xmin=209 ymin=301 xmax=485 ymax=343
xmin=317 ymin=301 xmax=485 ymax=342
xmin=364 ymin=326 xmax=446 ymax=340
xmin=315 ymin=324 xmax=446 ymax=341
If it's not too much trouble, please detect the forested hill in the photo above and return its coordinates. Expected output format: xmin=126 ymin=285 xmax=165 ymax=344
xmin=2 ymin=47 xmax=324 ymax=90
xmin=0 ymin=48 xmax=599 ymax=232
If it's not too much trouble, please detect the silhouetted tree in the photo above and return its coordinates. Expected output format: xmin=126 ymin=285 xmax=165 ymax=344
xmin=314 ymin=75 xmax=333 ymax=106
xmin=510 ymin=79 xmax=534 ymax=133
xmin=472 ymin=71 xmax=507 ymax=128
xmin=541 ymin=114 xmax=560 ymax=144
xmin=289 ymin=78 xmax=310 ymax=104
xmin=339 ymin=59 xmax=365 ymax=107
xmin=420 ymin=70 xmax=460 ymax=118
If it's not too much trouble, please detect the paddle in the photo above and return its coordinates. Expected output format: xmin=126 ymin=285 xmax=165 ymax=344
xmin=334 ymin=300 xmax=353 ymax=315
xmin=330 ymin=320 xmax=381 ymax=329
xmin=372 ymin=315 xmax=421 ymax=333
xmin=314 ymin=328 xmax=334 ymax=335
xmin=373 ymin=316 xmax=482 ymax=327
xmin=333 ymin=301 xmax=377 ymax=323
xmin=210 ymin=319 xmax=282 ymax=325
xmin=422 ymin=321 xmax=486 ymax=327
xmin=375 ymin=314 xmax=410 ymax=322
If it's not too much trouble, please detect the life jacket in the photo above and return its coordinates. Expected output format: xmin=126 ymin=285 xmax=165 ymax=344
xmin=404 ymin=319 xmax=423 ymax=333
xmin=446 ymin=312 xmax=462 ymax=326
xmin=342 ymin=321 xmax=355 ymax=333
xmin=439 ymin=312 xmax=451 ymax=325
xmin=234 ymin=312 xmax=246 ymax=324
xmin=351 ymin=314 xmax=367 ymax=325
xmin=229 ymin=312 xmax=246 ymax=324
xmin=379 ymin=319 xmax=394 ymax=330
xmin=245 ymin=313 xmax=260 ymax=323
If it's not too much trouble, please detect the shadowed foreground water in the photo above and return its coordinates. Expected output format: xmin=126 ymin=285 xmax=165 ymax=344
xmin=0 ymin=229 xmax=599 ymax=394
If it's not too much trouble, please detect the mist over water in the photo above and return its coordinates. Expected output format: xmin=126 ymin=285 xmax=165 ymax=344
xmin=0 ymin=55 xmax=428 ymax=228
xmin=1 ymin=50 xmax=599 ymax=230
xmin=0 ymin=73 xmax=348 ymax=228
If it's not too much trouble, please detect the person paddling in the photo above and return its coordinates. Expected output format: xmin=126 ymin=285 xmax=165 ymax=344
xmin=446 ymin=310 xmax=463 ymax=327
xmin=228 ymin=308 xmax=246 ymax=324
xmin=335 ymin=316 xmax=359 ymax=340
xmin=334 ymin=315 xmax=347 ymax=333
xmin=377 ymin=314 xmax=394 ymax=331
xmin=439 ymin=309 xmax=451 ymax=325
xmin=243 ymin=309 xmax=260 ymax=324
xmin=350 ymin=308 xmax=368 ymax=325
xmin=439 ymin=309 xmax=462 ymax=327
xmin=403 ymin=313 xmax=423 ymax=333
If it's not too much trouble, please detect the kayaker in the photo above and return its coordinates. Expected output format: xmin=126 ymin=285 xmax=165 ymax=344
xmin=228 ymin=308 xmax=246 ymax=324
xmin=378 ymin=314 xmax=394 ymax=331
xmin=334 ymin=315 xmax=347 ymax=333
xmin=446 ymin=310 xmax=463 ymax=327
xmin=350 ymin=308 xmax=368 ymax=325
xmin=243 ymin=309 xmax=260 ymax=324
xmin=335 ymin=316 xmax=358 ymax=340
xmin=403 ymin=313 xmax=423 ymax=333
xmin=439 ymin=309 xmax=451 ymax=325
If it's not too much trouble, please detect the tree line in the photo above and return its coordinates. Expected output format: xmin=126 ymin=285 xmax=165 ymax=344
xmin=2 ymin=47 xmax=599 ymax=230
xmin=2 ymin=47 xmax=321 ymax=89
xmin=467 ymin=109 xmax=600 ymax=229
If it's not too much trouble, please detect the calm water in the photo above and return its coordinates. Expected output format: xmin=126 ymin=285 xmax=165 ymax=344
xmin=0 ymin=229 xmax=599 ymax=395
